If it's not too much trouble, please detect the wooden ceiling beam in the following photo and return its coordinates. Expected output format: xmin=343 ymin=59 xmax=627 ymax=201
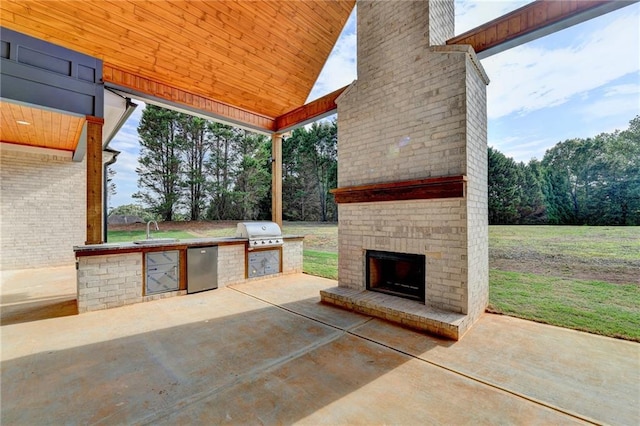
xmin=103 ymin=65 xmax=276 ymax=133
xmin=447 ymin=0 xmax=635 ymax=59
xmin=275 ymin=86 xmax=348 ymax=132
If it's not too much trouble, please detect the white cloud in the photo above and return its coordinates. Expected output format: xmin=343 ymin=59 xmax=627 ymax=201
xmin=110 ymin=129 xmax=139 ymax=152
xmin=604 ymin=83 xmax=640 ymax=97
xmin=482 ymin=7 xmax=640 ymax=120
xmin=581 ymin=93 xmax=640 ymax=121
xmin=490 ymin=135 xmax=557 ymax=162
xmin=307 ymin=10 xmax=357 ymax=102
xmin=508 ymin=142 xmax=557 ymax=162
xmin=109 ymin=150 xmax=140 ymax=208
xmin=455 ymin=0 xmax=529 ymax=35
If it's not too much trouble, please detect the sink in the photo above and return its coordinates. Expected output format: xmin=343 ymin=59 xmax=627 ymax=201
xmin=133 ymin=238 xmax=179 ymax=245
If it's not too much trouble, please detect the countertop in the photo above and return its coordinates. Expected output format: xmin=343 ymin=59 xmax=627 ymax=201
xmin=74 ymin=235 xmax=303 ymax=256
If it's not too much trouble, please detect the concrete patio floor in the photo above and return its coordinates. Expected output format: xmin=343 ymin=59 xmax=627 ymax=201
xmin=1 ymin=268 xmax=638 ymax=425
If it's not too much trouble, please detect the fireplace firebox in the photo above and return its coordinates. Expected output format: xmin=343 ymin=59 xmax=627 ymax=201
xmin=366 ymin=251 xmax=426 ymax=302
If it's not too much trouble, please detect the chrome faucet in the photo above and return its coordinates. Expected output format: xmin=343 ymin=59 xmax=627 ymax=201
xmin=146 ymin=220 xmax=159 ymax=239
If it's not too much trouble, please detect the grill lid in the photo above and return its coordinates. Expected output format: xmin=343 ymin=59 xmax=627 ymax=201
xmin=236 ymin=221 xmax=282 ymax=238
xmin=236 ymin=222 xmax=283 ymax=249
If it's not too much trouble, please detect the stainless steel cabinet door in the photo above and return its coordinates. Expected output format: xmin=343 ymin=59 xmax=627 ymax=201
xmin=187 ymin=246 xmax=218 ymax=293
xmin=146 ymin=251 xmax=179 ymax=295
xmin=248 ymin=249 xmax=280 ymax=278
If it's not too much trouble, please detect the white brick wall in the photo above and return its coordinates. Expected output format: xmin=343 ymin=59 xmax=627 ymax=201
xmin=357 ymin=1 xmax=454 ymax=85
xmin=429 ymin=0 xmax=455 ymax=45
xmin=217 ymin=244 xmax=246 ymax=287
xmin=341 ymin=1 xmax=463 ymax=189
xmin=77 ymin=253 xmax=142 ymax=313
xmin=0 ymin=145 xmax=86 ymax=270
xmin=464 ymin=53 xmax=490 ymax=323
xmin=283 ymin=239 xmax=303 ymax=274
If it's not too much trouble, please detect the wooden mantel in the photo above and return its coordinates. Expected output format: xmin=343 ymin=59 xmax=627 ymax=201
xmin=331 ymin=176 xmax=466 ymax=204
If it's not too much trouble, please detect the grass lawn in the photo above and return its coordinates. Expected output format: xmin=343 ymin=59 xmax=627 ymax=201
xmin=304 ymin=250 xmax=338 ymax=280
xmin=489 ymin=225 xmax=640 ymax=261
xmin=109 ymin=222 xmax=639 ymax=341
xmin=489 ymin=270 xmax=639 ymax=341
xmin=107 ymin=230 xmax=197 ymax=243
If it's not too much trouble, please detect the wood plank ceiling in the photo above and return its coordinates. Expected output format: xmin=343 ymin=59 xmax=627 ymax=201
xmin=0 ymin=101 xmax=85 ymax=151
xmin=1 ymin=0 xmax=355 ymax=125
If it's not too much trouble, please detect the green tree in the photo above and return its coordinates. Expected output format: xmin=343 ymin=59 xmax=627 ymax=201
xmin=517 ymin=159 xmax=546 ymax=224
xmin=133 ymin=105 xmax=183 ymax=221
xmin=538 ymin=115 xmax=640 ymax=225
xmin=301 ymin=121 xmax=338 ymax=222
xmin=488 ymin=147 xmax=521 ymax=224
xmin=282 ymin=121 xmax=338 ymax=221
xmin=613 ymin=116 xmax=640 ymax=225
xmin=587 ymin=119 xmax=640 ymax=225
xmin=541 ymin=138 xmax=593 ymax=224
xmin=541 ymin=164 xmax=574 ymax=225
xmin=205 ymin=123 xmax=237 ymax=220
xmin=233 ymin=131 xmax=272 ymax=220
xmin=283 ymin=128 xmax=320 ymax=221
xmin=180 ymin=115 xmax=209 ymax=220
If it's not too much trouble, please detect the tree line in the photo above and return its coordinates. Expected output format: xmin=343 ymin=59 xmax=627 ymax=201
xmin=112 ymin=105 xmax=638 ymax=226
xmin=489 ymin=116 xmax=639 ymax=225
xmin=117 ymin=105 xmax=337 ymax=222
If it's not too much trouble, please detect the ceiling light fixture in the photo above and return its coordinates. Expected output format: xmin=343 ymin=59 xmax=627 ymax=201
xmin=16 ymin=120 xmax=31 ymax=125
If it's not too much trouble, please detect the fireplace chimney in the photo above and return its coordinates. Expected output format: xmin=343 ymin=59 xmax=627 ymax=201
xmin=321 ymin=0 xmax=490 ymax=340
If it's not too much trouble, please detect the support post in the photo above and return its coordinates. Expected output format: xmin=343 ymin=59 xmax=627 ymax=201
xmin=271 ymin=133 xmax=283 ymax=227
xmin=86 ymin=116 xmax=104 ymax=245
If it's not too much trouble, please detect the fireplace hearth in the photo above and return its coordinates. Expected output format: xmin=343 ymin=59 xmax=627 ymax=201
xmin=366 ymin=250 xmax=425 ymax=302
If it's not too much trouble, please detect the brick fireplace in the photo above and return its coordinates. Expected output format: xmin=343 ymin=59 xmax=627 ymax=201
xmin=320 ymin=0 xmax=490 ymax=340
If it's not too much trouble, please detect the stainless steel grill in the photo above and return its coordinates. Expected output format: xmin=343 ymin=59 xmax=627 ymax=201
xmin=236 ymin=221 xmax=283 ymax=250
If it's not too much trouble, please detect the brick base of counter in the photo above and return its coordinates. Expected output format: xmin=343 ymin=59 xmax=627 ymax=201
xmin=283 ymin=239 xmax=303 ymax=274
xmin=77 ymin=253 xmax=143 ymax=313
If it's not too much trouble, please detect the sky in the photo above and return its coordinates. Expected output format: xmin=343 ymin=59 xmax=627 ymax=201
xmin=108 ymin=0 xmax=640 ymax=208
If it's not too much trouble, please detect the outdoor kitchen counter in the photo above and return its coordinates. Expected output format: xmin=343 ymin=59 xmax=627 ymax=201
xmin=73 ymin=235 xmax=304 ymax=313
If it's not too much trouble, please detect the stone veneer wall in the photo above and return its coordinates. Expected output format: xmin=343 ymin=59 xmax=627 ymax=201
xmin=335 ymin=0 xmax=489 ymax=317
xmin=0 ymin=145 xmax=86 ymax=270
